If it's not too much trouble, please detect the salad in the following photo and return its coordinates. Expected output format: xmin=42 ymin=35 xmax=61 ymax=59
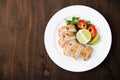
xmin=66 ymin=17 xmax=100 ymax=45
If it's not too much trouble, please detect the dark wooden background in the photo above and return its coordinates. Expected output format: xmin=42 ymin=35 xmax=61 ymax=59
xmin=0 ymin=0 xmax=120 ymax=80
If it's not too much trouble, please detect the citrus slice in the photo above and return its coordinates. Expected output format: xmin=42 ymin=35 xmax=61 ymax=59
xmin=76 ymin=29 xmax=91 ymax=44
xmin=89 ymin=34 xmax=100 ymax=45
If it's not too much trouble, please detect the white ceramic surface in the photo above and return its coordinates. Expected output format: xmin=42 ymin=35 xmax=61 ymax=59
xmin=44 ymin=5 xmax=112 ymax=72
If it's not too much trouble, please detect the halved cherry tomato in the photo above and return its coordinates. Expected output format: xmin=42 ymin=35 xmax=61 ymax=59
xmin=77 ymin=20 xmax=87 ymax=29
xmin=88 ymin=25 xmax=97 ymax=38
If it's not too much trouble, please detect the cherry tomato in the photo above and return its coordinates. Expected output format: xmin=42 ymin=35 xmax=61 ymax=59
xmin=88 ymin=25 xmax=97 ymax=38
xmin=77 ymin=20 xmax=87 ymax=29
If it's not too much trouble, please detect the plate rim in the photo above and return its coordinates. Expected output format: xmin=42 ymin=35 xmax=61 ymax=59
xmin=44 ymin=5 xmax=112 ymax=72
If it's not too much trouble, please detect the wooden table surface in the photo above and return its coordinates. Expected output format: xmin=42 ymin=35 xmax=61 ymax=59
xmin=0 ymin=0 xmax=120 ymax=80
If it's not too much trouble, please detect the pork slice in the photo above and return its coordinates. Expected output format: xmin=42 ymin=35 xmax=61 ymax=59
xmin=58 ymin=32 xmax=76 ymax=47
xmin=58 ymin=25 xmax=77 ymax=37
xmin=63 ymin=40 xmax=77 ymax=56
xmin=80 ymin=46 xmax=93 ymax=61
xmin=71 ymin=44 xmax=85 ymax=60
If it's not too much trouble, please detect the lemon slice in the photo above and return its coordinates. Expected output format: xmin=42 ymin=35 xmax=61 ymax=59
xmin=89 ymin=34 xmax=100 ymax=45
xmin=76 ymin=29 xmax=91 ymax=44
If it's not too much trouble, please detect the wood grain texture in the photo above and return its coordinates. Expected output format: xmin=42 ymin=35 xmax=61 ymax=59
xmin=0 ymin=0 xmax=120 ymax=80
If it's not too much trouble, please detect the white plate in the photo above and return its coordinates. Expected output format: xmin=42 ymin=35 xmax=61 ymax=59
xmin=44 ymin=5 xmax=112 ymax=72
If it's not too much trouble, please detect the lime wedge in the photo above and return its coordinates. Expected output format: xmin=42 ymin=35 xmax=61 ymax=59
xmin=76 ymin=29 xmax=91 ymax=44
xmin=89 ymin=34 xmax=100 ymax=45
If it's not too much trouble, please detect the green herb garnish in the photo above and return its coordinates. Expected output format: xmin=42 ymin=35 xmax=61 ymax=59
xmin=66 ymin=17 xmax=80 ymax=25
xmin=86 ymin=21 xmax=92 ymax=26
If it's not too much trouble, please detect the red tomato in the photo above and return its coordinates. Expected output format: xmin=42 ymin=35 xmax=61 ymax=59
xmin=77 ymin=20 xmax=87 ymax=29
xmin=88 ymin=25 xmax=97 ymax=38
xmin=78 ymin=20 xmax=86 ymax=24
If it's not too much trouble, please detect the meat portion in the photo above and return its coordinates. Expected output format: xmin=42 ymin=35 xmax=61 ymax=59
xmin=58 ymin=25 xmax=77 ymax=37
xmin=80 ymin=46 xmax=93 ymax=61
xmin=58 ymin=32 xmax=76 ymax=47
xmin=58 ymin=24 xmax=93 ymax=61
xmin=71 ymin=44 xmax=85 ymax=59
xmin=63 ymin=40 xmax=78 ymax=56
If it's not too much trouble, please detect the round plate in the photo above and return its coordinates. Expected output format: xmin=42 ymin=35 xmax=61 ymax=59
xmin=44 ymin=5 xmax=112 ymax=72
